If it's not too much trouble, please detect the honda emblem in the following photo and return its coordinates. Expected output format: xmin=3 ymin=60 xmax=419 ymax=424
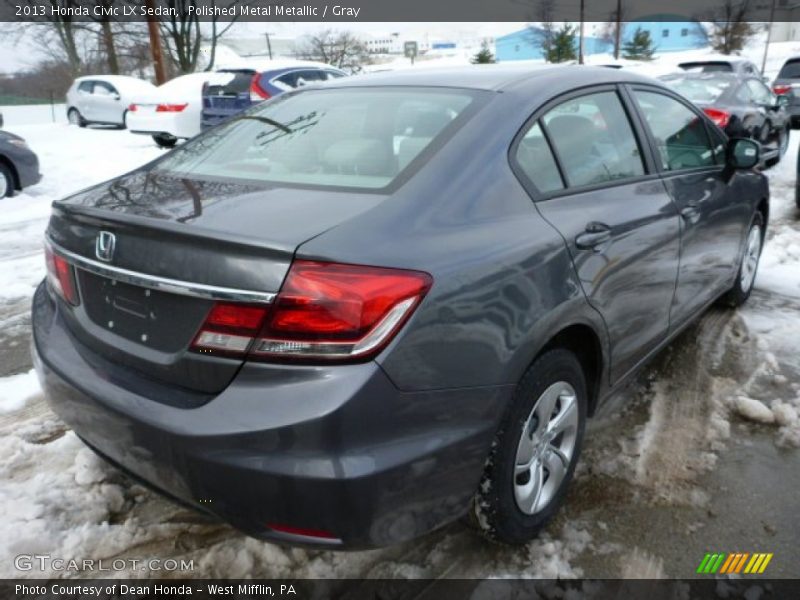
xmin=95 ymin=231 xmax=116 ymax=262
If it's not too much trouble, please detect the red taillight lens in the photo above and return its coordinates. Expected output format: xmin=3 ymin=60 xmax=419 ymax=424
xmin=703 ymin=107 xmax=731 ymax=129
xmin=251 ymin=261 xmax=432 ymax=361
xmin=155 ymin=103 xmax=188 ymax=112
xmin=773 ymin=84 xmax=791 ymax=95
xmin=128 ymin=103 xmax=137 ymax=112
xmin=249 ymin=73 xmax=271 ymax=101
xmin=44 ymin=244 xmax=79 ymax=306
xmin=191 ymin=302 xmax=269 ymax=356
xmin=190 ymin=261 xmax=432 ymax=362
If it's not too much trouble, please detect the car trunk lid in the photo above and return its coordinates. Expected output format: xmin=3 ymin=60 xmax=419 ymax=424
xmin=47 ymin=170 xmax=381 ymax=395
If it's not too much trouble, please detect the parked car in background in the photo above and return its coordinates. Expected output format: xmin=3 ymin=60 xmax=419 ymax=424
xmin=66 ymin=75 xmax=156 ymax=129
xmin=34 ymin=66 xmax=768 ymax=549
xmin=678 ymin=56 xmax=762 ymax=78
xmin=0 ymin=130 xmax=41 ymax=197
xmin=772 ymin=56 xmax=800 ymax=128
xmin=660 ymin=71 xmax=790 ymax=167
xmin=201 ymin=60 xmax=346 ymax=129
xmin=127 ymin=72 xmax=228 ymax=148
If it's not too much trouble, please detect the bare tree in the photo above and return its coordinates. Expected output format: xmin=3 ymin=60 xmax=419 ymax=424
xmin=600 ymin=0 xmax=627 ymax=59
xmin=701 ymin=0 xmax=758 ymax=55
xmin=294 ymin=30 xmax=371 ymax=72
xmin=159 ymin=0 xmax=243 ymax=74
xmin=527 ymin=0 xmax=557 ymax=62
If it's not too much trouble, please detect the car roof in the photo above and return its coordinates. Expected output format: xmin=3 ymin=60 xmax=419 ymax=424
xmin=327 ymin=64 xmax=662 ymax=92
xmin=218 ymin=59 xmax=340 ymax=73
xmin=75 ymin=75 xmax=156 ymax=90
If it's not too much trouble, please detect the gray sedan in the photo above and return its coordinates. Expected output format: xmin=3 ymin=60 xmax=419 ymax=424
xmin=33 ymin=65 xmax=767 ymax=548
xmin=0 ymin=130 xmax=41 ymax=197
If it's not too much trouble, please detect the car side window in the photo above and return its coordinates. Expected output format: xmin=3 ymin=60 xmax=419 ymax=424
xmin=78 ymin=81 xmax=93 ymax=94
xmin=541 ymin=91 xmax=645 ymax=187
xmin=275 ymin=72 xmax=300 ymax=88
xmin=93 ymin=81 xmax=115 ymax=96
xmin=325 ymin=70 xmax=345 ymax=79
xmin=746 ymin=79 xmax=773 ymax=105
xmin=295 ymin=70 xmax=326 ymax=86
xmin=632 ymin=90 xmax=716 ymax=171
xmin=514 ymin=122 xmax=564 ymax=193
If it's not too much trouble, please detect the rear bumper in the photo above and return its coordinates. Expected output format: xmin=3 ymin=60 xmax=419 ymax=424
xmin=32 ymin=282 xmax=510 ymax=548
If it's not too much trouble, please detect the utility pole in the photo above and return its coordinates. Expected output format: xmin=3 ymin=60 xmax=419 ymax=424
xmin=144 ymin=0 xmax=166 ymax=84
xmin=614 ymin=0 xmax=622 ymax=60
xmin=265 ymin=32 xmax=273 ymax=59
xmin=578 ymin=0 xmax=585 ymax=64
xmin=761 ymin=0 xmax=777 ymax=75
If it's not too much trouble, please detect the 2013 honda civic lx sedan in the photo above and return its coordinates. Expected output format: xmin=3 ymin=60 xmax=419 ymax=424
xmin=32 ymin=66 xmax=768 ymax=548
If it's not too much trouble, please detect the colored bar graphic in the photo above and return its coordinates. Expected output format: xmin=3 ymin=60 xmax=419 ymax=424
xmin=698 ymin=552 xmax=773 ymax=575
xmin=758 ymin=554 xmax=773 ymax=573
xmin=697 ymin=553 xmax=712 ymax=574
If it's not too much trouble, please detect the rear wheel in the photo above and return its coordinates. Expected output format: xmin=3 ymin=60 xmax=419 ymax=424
xmin=67 ymin=108 xmax=86 ymax=128
xmin=0 ymin=162 xmax=15 ymax=198
xmin=722 ymin=212 xmax=764 ymax=307
xmin=472 ymin=349 xmax=587 ymax=545
xmin=152 ymin=134 xmax=177 ymax=148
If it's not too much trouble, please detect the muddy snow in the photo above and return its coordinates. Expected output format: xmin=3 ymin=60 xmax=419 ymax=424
xmin=0 ymin=112 xmax=798 ymax=579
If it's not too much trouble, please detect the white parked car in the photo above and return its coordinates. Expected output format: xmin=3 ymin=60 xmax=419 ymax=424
xmin=66 ymin=75 xmax=156 ymax=128
xmin=126 ymin=72 xmax=222 ymax=148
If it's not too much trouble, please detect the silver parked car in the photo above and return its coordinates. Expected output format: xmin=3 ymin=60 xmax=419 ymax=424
xmin=66 ymin=75 xmax=156 ymax=128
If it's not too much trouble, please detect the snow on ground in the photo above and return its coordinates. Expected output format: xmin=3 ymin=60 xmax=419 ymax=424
xmin=0 ymin=61 xmax=799 ymax=578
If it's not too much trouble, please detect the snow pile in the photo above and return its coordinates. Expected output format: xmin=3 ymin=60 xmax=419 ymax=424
xmin=0 ymin=369 xmax=40 ymax=413
xmin=734 ymin=396 xmax=774 ymax=424
xmin=757 ymin=228 xmax=800 ymax=300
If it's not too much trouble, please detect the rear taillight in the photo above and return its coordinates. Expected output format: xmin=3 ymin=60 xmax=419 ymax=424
xmin=773 ymin=84 xmax=792 ymax=95
xmin=128 ymin=103 xmax=137 ymax=112
xmin=251 ymin=261 xmax=432 ymax=361
xmin=190 ymin=261 xmax=432 ymax=362
xmin=44 ymin=243 xmax=79 ymax=306
xmin=191 ymin=302 xmax=269 ymax=356
xmin=249 ymin=73 xmax=271 ymax=102
xmin=155 ymin=103 xmax=188 ymax=112
xmin=703 ymin=107 xmax=732 ymax=129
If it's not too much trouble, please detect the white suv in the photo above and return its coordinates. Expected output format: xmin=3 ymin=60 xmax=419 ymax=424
xmin=66 ymin=75 xmax=156 ymax=128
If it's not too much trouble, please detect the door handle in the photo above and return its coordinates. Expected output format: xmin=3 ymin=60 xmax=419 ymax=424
xmin=680 ymin=202 xmax=700 ymax=221
xmin=575 ymin=222 xmax=612 ymax=250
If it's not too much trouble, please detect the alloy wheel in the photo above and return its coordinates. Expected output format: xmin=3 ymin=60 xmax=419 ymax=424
xmin=740 ymin=224 xmax=762 ymax=293
xmin=513 ymin=381 xmax=579 ymax=515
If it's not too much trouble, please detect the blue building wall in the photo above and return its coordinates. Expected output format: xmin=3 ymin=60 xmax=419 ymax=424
xmin=623 ymin=20 xmax=707 ymax=53
xmin=495 ymin=19 xmax=707 ymax=62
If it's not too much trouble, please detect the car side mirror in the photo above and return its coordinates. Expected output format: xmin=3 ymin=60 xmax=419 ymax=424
xmin=776 ymin=95 xmax=790 ymax=107
xmin=727 ymin=138 xmax=760 ymax=169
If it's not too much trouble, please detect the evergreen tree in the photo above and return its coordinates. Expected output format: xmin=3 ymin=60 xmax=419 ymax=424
xmin=471 ymin=40 xmax=496 ymax=64
xmin=547 ymin=24 xmax=577 ymax=63
xmin=622 ymin=27 xmax=656 ymax=61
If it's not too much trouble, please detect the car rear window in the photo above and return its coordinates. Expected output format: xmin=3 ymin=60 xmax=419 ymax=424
xmin=204 ymin=70 xmax=252 ymax=96
xmin=778 ymin=59 xmax=800 ymax=79
xmin=665 ymin=75 xmax=732 ymax=103
xmin=679 ymin=62 xmax=734 ymax=73
xmin=155 ymin=87 xmax=479 ymax=190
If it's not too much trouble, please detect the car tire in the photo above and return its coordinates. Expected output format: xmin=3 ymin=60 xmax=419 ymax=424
xmin=722 ymin=212 xmax=764 ymax=308
xmin=0 ymin=162 xmax=15 ymax=198
xmin=471 ymin=348 xmax=587 ymax=545
xmin=765 ymin=125 xmax=789 ymax=168
xmin=121 ymin=110 xmax=128 ymax=130
xmin=67 ymin=108 xmax=86 ymax=128
xmin=152 ymin=134 xmax=177 ymax=149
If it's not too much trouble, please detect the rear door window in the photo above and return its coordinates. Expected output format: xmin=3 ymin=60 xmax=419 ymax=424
xmin=513 ymin=122 xmax=564 ymax=193
xmin=632 ymin=90 xmax=717 ymax=171
xmin=541 ymin=91 xmax=645 ymax=187
xmin=746 ymin=79 xmax=774 ymax=105
xmin=78 ymin=81 xmax=94 ymax=94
